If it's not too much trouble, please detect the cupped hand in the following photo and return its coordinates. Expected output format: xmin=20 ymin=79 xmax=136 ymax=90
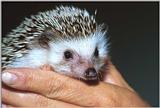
xmin=2 ymin=62 xmax=150 ymax=107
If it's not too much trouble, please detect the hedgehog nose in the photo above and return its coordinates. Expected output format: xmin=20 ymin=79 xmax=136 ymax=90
xmin=84 ymin=68 xmax=98 ymax=80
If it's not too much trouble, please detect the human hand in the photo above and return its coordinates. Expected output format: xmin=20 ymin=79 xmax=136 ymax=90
xmin=2 ymin=61 xmax=150 ymax=107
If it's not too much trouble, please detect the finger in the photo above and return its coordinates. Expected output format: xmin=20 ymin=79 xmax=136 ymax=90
xmin=102 ymin=61 xmax=134 ymax=91
xmin=2 ymin=87 xmax=80 ymax=108
xmin=2 ymin=68 xmax=148 ymax=107
xmin=2 ymin=103 xmax=15 ymax=108
xmin=2 ymin=68 xmax=102 ymax=106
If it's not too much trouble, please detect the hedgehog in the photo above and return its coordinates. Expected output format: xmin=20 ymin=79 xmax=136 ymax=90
xmin=2 ymin=6 xmax=109 ymax=81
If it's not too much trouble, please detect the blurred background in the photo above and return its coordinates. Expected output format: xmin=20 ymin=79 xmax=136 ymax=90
xmin=2 ymin=2 xmax=159 ymax=106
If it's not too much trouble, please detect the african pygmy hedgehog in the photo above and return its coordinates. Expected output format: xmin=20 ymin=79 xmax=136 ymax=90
xmin=2 ymin=6 xmax=109 ymax=81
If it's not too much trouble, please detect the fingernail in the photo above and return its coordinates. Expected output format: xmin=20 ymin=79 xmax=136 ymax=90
xmin=2 ymin=72 xmax=17 ymax=85
xmin=2 ymin=104 xmax=7 ymax=108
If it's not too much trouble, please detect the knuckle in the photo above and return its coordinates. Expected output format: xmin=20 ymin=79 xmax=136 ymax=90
xmin=109 ymin=97 xmax=120 ymax=106
xmin=23 ymin=71 xmax=35 ymax=89
xmin=34 ymin=95 xmax=49 ymax=107
xmin=46 ymin=77 xmax=67 ymax=98
xmin=108 ymin=92 xmax=121 ymax=106
xmin=24 ymin=71 xmax=43 ymax=90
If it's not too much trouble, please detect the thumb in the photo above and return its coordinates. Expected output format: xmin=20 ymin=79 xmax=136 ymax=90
xmin=102 ymin=61 xmax=134 ymax=91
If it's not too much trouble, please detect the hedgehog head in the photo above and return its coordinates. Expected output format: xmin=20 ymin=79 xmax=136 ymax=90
xmin=48 ymin=29 xmax=108 ymax=80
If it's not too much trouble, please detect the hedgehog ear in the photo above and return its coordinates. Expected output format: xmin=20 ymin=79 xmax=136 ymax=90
xmin=38 ymin=28 xmax=54 ymax=49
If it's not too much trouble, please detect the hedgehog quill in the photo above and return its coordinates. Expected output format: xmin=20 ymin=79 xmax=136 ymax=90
xmin=2 ymin=6 xmax=109 ymax=81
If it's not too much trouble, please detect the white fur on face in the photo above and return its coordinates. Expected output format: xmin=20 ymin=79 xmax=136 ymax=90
xmin=49 ymin=31 xmax=108 ymax=62
xmin=48 ymin=31 xmax=109 ymax=78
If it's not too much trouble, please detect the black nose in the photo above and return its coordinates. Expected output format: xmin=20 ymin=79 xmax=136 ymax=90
xmin=84 ymin=68 xmax=98 ymax=80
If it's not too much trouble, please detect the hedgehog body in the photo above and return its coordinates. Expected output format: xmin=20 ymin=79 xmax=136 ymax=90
xmin=2 ymin=6 xmax=109 ymax=80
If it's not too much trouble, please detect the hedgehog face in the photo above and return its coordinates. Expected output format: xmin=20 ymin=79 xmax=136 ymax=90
xmin=48 ymin=31 xmax=108 ymax=80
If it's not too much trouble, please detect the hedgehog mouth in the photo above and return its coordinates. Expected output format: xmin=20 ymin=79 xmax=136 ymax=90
xmin=85 ymin=77 xmax=98 ymax=81
xmin=80 ymin=76 xmax=99 ymax=81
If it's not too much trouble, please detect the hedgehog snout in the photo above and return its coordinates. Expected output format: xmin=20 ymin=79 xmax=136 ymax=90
xmin=71 ymin=57 xmax=99 ymax=81
xmin=84 ymin=68 xmax=98 ymax=81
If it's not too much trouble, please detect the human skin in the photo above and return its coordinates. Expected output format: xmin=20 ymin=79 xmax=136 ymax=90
xmin=2 ymin=61 xmax=150 ymax=107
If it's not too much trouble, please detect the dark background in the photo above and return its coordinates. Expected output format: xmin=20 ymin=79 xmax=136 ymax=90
xmin=2 ymin=2 xmax=159 ymax=106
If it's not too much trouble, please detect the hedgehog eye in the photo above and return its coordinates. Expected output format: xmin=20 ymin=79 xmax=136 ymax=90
xmin=94 ymin=47 xmax=99 ymax=57
xmin=64 ymin=50 xmax=73 ymax=60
